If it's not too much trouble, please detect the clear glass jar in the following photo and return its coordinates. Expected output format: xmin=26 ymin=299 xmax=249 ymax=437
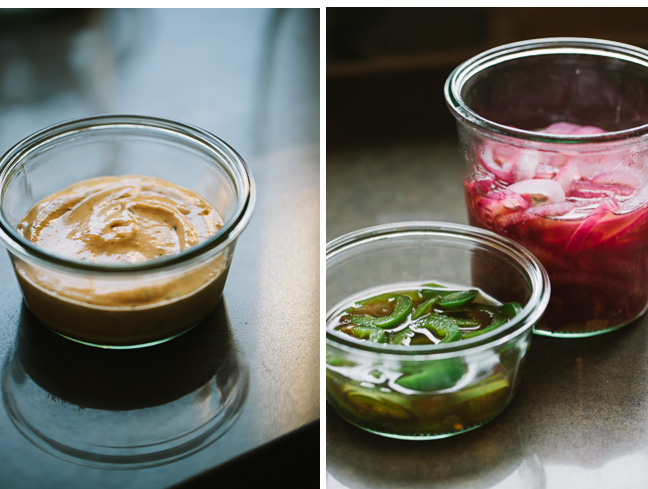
xmin=0 ymin=114 xmax=255 ymax=348
xmin=326 ymin=222 xmax=549 ymax=440
xmin=445 ymin=37 xmax=648 ymax=337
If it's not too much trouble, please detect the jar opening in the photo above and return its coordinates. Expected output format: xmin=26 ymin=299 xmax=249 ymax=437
xmin=325 ymin=221 xmax=550 ymax=357
xmin=445 ymin=37 xmax=648 ymax=143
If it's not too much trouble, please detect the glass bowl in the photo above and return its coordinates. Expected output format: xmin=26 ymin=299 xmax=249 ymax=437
xmin=326 ymin=221 xmax=550 ymax=440
xmin=0 ymin=114 xmax=255 ymax=348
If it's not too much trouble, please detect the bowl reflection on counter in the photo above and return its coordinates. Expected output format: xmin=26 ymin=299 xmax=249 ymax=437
xmin=327 ymin=400 xmax=547 ymax=489
xmin=1 ymin=300 xmax=248 ymax=469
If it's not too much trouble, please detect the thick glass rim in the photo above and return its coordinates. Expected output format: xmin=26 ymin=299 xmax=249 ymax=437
xmin=445 ymin=37 xmax=648 ymax=144
xmin=326 ymin=221 xmax=550 ymax=359
xmin=0 ymin=114 xmax=255 ymax=273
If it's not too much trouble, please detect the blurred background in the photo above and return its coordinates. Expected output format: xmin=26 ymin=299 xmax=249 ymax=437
xmin=0 ymin=8 xmax=320 ymax=489
xmin=0 ymin=8 xmax=319 ymax=158
xmin=326 ymin=7 xmax=648 ymax=239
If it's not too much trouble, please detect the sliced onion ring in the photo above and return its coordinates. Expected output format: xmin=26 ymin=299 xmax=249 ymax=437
xmin=507 ymin=179 xmax=566 ymax=206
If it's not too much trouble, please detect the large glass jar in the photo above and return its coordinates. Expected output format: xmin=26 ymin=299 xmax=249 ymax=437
xmin=446 ymin=37 xmax=648 ymax=337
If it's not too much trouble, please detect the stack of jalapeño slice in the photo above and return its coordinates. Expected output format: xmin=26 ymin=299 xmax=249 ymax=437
xmin=335 ymin=283 xmax=522 ymax=347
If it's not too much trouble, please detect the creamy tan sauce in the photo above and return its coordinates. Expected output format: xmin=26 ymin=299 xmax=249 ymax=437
xmin=18 ymin=175 xmax=222 ymax=264
xmin=14 ymin=175 xmax=228 ymax=346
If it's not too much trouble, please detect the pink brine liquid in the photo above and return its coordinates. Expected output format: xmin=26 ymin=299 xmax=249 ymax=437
xmin=464 ymin=122 xmax=648 ymax=334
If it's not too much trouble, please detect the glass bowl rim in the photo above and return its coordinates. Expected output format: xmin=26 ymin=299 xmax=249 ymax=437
xmin=445 ymin=36 xmax=648 ymax=144
xmin=0 ymin=114 xmax=255 ymax=274
xmin=326 ymin=221 xmax=550 ymax=359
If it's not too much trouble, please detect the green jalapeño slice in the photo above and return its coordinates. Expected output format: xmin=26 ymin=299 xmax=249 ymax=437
xmin=331 ymin=283 xmax=521 ymax=346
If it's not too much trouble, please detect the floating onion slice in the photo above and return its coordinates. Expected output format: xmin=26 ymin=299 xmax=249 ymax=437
xmin=569 ymin=182 xmax=635 ymax=199
xmin=542 ymin=121 xmax=606 ymax=135
xmin=472 ymin=192 xmax=511 ymax=227
xmin=479 ymin=143 xmax=538 ymax=183
xmin=476 ymin=123 xmax=638 ymax=219
xmin=345 ymin=294 xmax=413 ymax=329
xmin=595 ymin=204 xmax=648 ymax=248
xmin=479 ymin=143 xmax=520 ymax=183
xmin=526 ymin=201 xmax=579 ymax=217
xmin=591 ymin=169 xmax=641 ymax=190
xmin=473 ymin=172 xmax=496 ymax=194
xmin=507 ymin=178 xmax=566 ymax=206
xmin=563 ymin=197 xmax=620 ymax=256
xmin=485 ymin=189 xmax=531 ymax=211
xmin=534 ymin=162 xmax=557 ymax=179
xmin=553 ymin=160 xmax=580 ymax=192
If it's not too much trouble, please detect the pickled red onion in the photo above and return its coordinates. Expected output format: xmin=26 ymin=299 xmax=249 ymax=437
xmin=507 ymin=179 xmax=566 ymax=206
xmin=466 ymin=120 xmax=648 ymax=333
xmin=591 ymin=170 xmax=641 ymax=189
xmin=543 ymin=122 xmax=607 ymax=135
xmin=479 ymin=143 xmax=538 ymax=183
xmin=527 ymin=201 xmax=579 ymax=217
xmin=485 ymin=189 xmax=530 ymax=211
xmin=563 ymin=197 xmax=620 ymax=256
xmin=553 ymin=160 xmax=580 ymax=192
xmin=569 ymin=180 xmax=636 ymax=199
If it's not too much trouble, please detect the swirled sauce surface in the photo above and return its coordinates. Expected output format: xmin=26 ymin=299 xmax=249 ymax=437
xmin=18 ymin=175 xmax=222 ymax=264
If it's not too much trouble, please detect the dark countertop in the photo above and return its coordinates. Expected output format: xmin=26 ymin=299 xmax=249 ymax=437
xmin=326 ymin=141 xmax=648 ymax=489
xmin=0 ymin=8 xmax=319 ymax=488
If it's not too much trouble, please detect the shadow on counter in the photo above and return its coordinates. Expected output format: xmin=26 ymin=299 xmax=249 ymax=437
xmin=171 ymin=419 xmax=320 ymax=489
xmin=513 ymin=318 xmax=648 ymax=467
xmin=1 ymin=299 xmax=248 ymax=469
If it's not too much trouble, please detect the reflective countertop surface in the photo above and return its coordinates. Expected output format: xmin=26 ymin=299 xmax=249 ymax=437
xmin=326 ymin=142 xmax=648 ymax=489
xmin=0 ymin=8 xmax=319 ymax=488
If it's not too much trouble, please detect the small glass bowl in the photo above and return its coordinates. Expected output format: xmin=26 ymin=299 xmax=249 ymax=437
xmin=326 ymin=221 xmax=550 ymax=440
xmin=0 ymin=115 xmax=255 ymax=348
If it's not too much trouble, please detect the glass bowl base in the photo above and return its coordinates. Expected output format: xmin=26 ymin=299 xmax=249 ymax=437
xmin=533 ymin=313 xmax=644 ymax=338
xmin=339 ymin=414 xmax=498 ymax=441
